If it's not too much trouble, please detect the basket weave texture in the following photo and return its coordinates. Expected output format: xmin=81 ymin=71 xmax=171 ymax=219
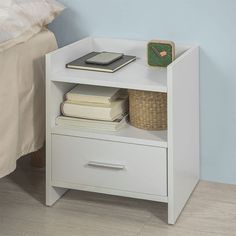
xmin=128 ymin=90 xmax=167 ymax=131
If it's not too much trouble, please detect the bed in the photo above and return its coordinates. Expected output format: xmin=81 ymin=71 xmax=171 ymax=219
xmin=0 ymin=29 xmax=58 ymax=178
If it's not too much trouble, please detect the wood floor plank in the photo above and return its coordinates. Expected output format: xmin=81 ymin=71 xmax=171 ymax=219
xmin=139 ymin=224 xmax=225 ymax=236
xmin=0 ymin=216 xmax=137 ymax=236
xmin=193 ymin=181 xmax=236 ymax=204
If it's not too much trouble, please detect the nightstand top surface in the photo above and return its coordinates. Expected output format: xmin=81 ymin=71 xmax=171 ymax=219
xmin=47 ymin=37 xmax=192 ymax=92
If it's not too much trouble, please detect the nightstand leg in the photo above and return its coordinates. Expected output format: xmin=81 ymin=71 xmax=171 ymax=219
xmin=168 ymin=203 xmax=175 ymax=225
xmin=46 ymin=185 xmax=68 ymax=206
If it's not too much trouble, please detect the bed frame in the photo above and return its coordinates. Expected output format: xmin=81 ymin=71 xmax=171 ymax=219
xmin=31 ymin=147 xmax=45 ymax=168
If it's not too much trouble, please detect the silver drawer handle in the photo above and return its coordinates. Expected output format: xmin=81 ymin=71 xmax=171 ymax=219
xmin=87 ymin=161 xmax=125 ymax=170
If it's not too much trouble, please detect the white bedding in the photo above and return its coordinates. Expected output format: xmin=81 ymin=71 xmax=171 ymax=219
xmin=0 ymin=0 xmax=64 ymax=52
xmin=0 ymin=29 xmax=57 ymax=177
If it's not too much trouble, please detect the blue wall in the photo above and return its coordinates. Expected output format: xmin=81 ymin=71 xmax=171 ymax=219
xmin=49 ymin=0 xmax=236 ymax=184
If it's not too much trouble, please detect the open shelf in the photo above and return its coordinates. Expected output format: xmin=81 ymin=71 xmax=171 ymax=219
xmin=51 ymin=123 xmax=167 ymax=148
xmin=51 ymin=58 xmax=168 ymax=92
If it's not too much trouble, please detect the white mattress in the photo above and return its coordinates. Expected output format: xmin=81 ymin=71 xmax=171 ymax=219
xmin=0 ymin=29 xmax=57 ymax=177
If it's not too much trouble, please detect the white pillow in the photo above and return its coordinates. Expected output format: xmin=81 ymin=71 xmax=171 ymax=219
xmin=0 ymin=0 xmax=65 ymax=51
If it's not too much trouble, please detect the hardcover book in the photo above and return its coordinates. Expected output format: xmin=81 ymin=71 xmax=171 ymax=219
xmin=56 ymin=115 xmax=128 ymax=132
xmin=61 ymin=98 xmax=128 ymax=121
xmin=66 ymin=85 xmax=125 ymax=104
xmin=66 ymin=52 xmax=136 ymax=73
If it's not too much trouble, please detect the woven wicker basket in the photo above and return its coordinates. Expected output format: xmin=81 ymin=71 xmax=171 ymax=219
xmin=128 ymin=90 xmax=167 ymax=131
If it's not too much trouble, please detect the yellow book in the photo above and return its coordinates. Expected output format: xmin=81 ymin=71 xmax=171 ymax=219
xmin=66 ymin=84 xmax=125 ymax=104
xmin=56 ymin=115 xmax=128 ymax=132
xmin=61 ymin=98 xmax=128 ymax=121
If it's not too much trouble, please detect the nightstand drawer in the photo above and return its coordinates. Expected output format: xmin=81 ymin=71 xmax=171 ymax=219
xmin=51 ymin=134 xmax=167 ymax=196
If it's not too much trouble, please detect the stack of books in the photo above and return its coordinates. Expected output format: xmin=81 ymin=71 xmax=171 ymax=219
xmin=56 ymin=84 xmax=128 ymax=131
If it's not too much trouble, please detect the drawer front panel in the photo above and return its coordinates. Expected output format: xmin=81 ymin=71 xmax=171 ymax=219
xmin=51 ymin=135 xmax=167 ymax=196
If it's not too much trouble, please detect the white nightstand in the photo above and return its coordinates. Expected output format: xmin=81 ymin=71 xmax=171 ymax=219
xmin=46 ymin=37 xmax=200 ymax=224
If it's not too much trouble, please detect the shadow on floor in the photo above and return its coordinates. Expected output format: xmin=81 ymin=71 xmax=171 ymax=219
xmin=8 ymin=155 xmax=46 ymax=205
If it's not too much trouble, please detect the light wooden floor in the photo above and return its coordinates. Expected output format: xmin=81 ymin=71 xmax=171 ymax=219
xmin=0 ymin=156 xmax=236 ymax=236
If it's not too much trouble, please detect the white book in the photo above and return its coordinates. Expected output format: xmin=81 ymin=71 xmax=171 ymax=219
xmin=56 ymin=115 xmax=127 ymax=132
xmin=61 ymin=98 xmax=128 ymax=121
xmin=66 ymin=84 xmax=123 ymax=104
